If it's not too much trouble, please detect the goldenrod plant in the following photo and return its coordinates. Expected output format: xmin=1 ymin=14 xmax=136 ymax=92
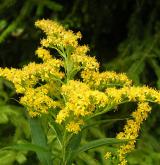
xmin=0 ymin=19 xmax=160 ymax=165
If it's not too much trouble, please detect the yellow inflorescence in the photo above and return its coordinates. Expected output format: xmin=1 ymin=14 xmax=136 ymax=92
xmin=0 ymin=19 xmax=160 ymax=164
xmin=105 ymin=86 xmax=160 ymax=104
xmin=116 ymin=102 xmax=151 ymax=165
xmin=66 ymin=120 xmax=84 ymax=134
xmin=81 ymin=70 xmax=132 ymax=90
xmin=0 ymin=58 xmax=64 ymax=94
xmin=20 ymin=86 xmax=60 ymax=116
xmin=71 ymin=45 xmax=100 ymax=71
xmin=36 ymin=47 xmax=52 ymax=62
xmin=104 ymin=152 xmax=112 ymax=159
xmin=35 ymin=19 xmax=82 ymax=48
xmin=56 ymin=80 xmax=108 ymax=131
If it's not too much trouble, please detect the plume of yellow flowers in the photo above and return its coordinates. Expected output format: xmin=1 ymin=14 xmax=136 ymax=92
xmin=35 ymin=19 xmax=82 ymax=48
xmin=116 ymin=102 xmax=152 ymax=165
xmin=0 ymin=19 xmax=160 ymax=164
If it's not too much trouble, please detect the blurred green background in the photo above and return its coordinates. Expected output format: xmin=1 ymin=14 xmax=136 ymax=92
xmin=0 ymin=0 xmax=160 ymax=164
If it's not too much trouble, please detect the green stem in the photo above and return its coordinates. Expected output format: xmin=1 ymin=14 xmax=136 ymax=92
xmin=85 ymin=105 xmax=113 ymax=121
xmin=85 ymin=100 xmax=129 ymax=121
xmin=61 ymin=130 xmax=67 ymax=165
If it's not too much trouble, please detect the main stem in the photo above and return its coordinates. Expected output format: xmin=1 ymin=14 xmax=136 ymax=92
xmin=60 ymin=47 xmax=73 ymax=164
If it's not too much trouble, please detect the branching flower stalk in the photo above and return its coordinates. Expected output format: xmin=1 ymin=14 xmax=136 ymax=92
xmin=0 ymin=19 xmax=160 ymax=165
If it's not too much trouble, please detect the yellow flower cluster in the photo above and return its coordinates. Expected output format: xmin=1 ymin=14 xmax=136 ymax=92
xmin=0 ymin=62 xmax=63 ymax=115
xmin=66 ymin=120 xmax=84 ymax=134
xmin=105 ymin=86 xmax=160 ymax=104
xmin=0 ymin=55 xmax=63 ymax=94
xmin=35 ymin=19 xmax=82 ymax=48
xmin=35 ymin=47 xmax=52 ymax=62
xmin=81 ymin=70 xmax=132 ymax=90
xmin=104 ymin=152 xmax=112 ymax=159
xmin=20 ymin=86 xmax=60 ymax=116
xmin=71 ymin=45 xmax=99 ymax=71
xmin=56 ymin=80 xmax=108 ymax=133
xmin=116 ymin=102 xmax=151 ymax=165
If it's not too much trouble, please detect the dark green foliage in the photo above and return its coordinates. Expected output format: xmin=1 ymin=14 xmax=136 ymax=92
xmin=105 ymin=1 xmax=160 ymax=87
xmin=0 ymin=0 xmax=63 ymax=67
xmin=0 ymin=78 xmax=32 ymax=164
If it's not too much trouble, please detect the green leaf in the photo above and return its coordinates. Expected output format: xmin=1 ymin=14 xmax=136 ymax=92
xmin=0 ymin=20 xmax=7 ymax=30
xmin=77 ymin=138 xmax=126 ymax=153
xmin=83 ymin=118 xmax=131 ymax=130
xmin=149 ymin=59 xmax=160 ymax=89
xmin=0 ymin=105 xmax=20 ymax=123
xmin=79 ymin=152 xmax=100 ymax=165
xmin=128 ymin=59 xmax=145 ymax=84
xmin=0 ymin=150 xmax=16 ymax=165
xmin=16 ymin=152 xmax=27 ymax=164
xmin=0 ymin=113 xmax=8 ymax=124
xmin=67 ymin=133 xmax=82 ymax=151
xmin=68 ymin=137 xmax=126 ymax=164
xmin=49 ymin=120 xmax=63 ymax=147
xmin=66 ymin=133 xmax=82 ymax=164
xmin=0 ymin=105 xmax=20 ymax=115
xmin=29 ymin=117 xmax=52 ymax=165
xmin=1 ymin=143 xmax=49 ymax=153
